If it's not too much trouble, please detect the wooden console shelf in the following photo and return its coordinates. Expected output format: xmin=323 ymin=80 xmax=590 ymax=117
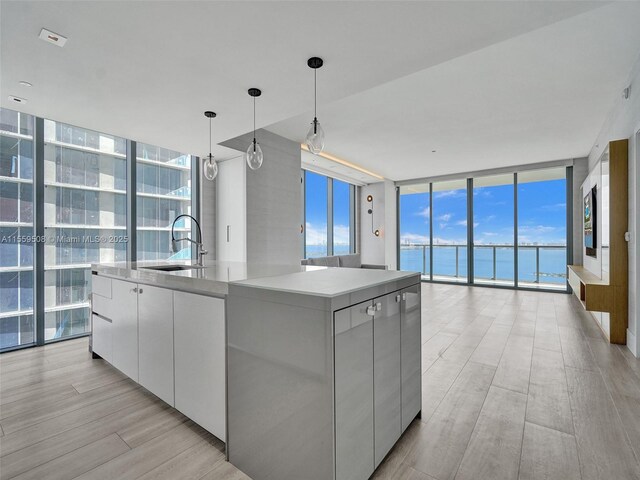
xmin=568 ymin=139 xmax=628 ymax=345
xmin=567 ymin=265 xmax=609 ymax=311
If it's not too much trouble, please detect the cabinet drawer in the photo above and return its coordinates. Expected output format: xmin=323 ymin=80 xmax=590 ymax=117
xmin=92 ymin=293 xmax=113 ymax=319
xmin=92 ymin=314 xmax=112 ymax=363
xmin=92 ymin=274 xmax=112 ymax=299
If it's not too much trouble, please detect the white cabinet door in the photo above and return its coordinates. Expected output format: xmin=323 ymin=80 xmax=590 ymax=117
xmin=401 ymin=284 xmax=421 ymax=431
xmin=174 ymin=291 xmax=226 ymax=441
xmin=217 ymin=157 xmax=246 ymax=262
xmin=110 ymin=278 xmax=139 ymax=381
xmin=92 ymin=314 xmax=112 ymax=363
xmin=334 ymin=300 xmax=374 ymax=480
xmin=138 ymin=285 xmax=174 ymax=406
xmin=373 ymin=293 xmax=402 ymax=467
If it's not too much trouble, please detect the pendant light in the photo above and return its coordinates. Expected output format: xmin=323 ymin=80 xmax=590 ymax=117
xmin=245 ymin=88 xmax=263 ymax=170
xmin=202 ymin=111 xmax=218 ymax=181
xmin=305 ymin=57 xmax=325 ymax=154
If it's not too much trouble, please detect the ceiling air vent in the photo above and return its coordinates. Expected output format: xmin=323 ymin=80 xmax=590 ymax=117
xmin=39 ymin=28 xmax=67 ymax=47
xmin=8 ymin=96 xmax=27 ymax=104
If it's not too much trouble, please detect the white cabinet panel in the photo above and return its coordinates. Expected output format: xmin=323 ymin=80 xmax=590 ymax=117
xmin=138 ymin=285 xmax=174 ymax=406
xmin=217 ymin=157 xmax=246 ymax=262
xmin=401 ymin=284 xmax=422 ymax=431
xmin=174 ymin=291 xmax=226 ymax=440
xmin=374 ymin=293 xmax=402 ymax=466
xmin=91 ymin=274 xmax=112 ymax=299
xmin=334 ymin=300 xmax=374 ymax=480
xmin=92 ymin=314 xmax=112 ymax=363
xmin=110 ymin=278 xmax=139 ymax=381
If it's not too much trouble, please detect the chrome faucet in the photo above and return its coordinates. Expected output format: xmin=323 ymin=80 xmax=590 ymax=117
xmin=170 ymin=214 xmax=208 ymax=266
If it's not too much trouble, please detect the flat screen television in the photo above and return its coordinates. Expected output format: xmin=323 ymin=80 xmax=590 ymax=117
xmin=584 ymin=186 xmax=597 ymax=257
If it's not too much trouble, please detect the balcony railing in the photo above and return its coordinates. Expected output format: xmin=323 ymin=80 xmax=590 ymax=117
xmin=399 ymin=244 xmax=567 ymax=288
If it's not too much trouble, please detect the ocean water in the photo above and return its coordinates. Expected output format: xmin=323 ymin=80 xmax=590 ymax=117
xmin=305 ymin=244 xmax=567 ymax=286
xmin=399 ymin=245 xmax=567 ymax=285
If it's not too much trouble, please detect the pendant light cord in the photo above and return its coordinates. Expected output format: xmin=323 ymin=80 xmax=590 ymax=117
xmin=314 ymin=69 xmax=317 ymax=118
xmin=209 ymin=116 xmax=212 ymax=157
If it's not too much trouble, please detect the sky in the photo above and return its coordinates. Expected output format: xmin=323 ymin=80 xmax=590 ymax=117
xmin=305 ymin=171 xmax=351 ymax=248
xmin=305 ymin=170 xmax=567 ymax=250
xmin=399 ymin=177 xmax=567 ymax=246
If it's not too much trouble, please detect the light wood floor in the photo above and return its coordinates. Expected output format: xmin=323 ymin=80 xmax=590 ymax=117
xmin=1 ymin=284 xmax=639 ymax=480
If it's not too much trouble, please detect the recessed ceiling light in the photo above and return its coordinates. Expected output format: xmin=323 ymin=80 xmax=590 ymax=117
xmin=39 ymin=28 xmax=67 ymax=47
xmin=19 ymin=81 xmax=33 ymax=87
xmin=8 ymin=95 xmax=27 ymax=104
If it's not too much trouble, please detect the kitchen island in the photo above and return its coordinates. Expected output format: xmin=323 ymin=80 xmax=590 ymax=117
xmin=90 ymin=261 xmax=421 ymax=480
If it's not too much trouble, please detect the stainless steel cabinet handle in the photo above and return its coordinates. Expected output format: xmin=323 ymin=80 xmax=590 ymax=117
xmin=376 ymin=302 xmax=382 ymax=311
xmin=402 ymin=293 xmax=407 ymax=301
xmin=138 ymin=288 xmax=143 ymax=294
xmin=130 ymin=287 xmax=138 ymax=293
xmin=366 ymin=305 xmax=376 ymax=316
xmin=395 ymin=294 xmax=401 ymax=303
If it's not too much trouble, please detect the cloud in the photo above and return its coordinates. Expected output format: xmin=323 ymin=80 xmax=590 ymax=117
xmin=333 ymin=224 xmax=350 ymax=245
xmin=434 ymin=190 xmax=464 ymax=199
xmin=305 ymin=222 xmax=327 ymax=245
xmin=481 ymin=232 xmax=498 ymax=237
xmin=519 ymin=225 xmax=557 ymax=234
xmin=540 ymin=203 xmax=566 ymax=211
xmin=455 ymin=220 xmax=479 ymax=228
xmin=400 ymin=233 xmax=429 ymax=244
xmin=415 ymin=207 xmax=430 ymax=218
xmin=437 ymin=213 xmax=452 ymax=222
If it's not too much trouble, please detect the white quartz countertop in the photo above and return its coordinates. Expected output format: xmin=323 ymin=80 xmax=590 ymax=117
xmin=91 ymin=260 xmax=323 ymax=297
xmin=92 ymin=260 xmax=420 ymax=298
xmin=232 ymin=267 xmax=420 ymax=298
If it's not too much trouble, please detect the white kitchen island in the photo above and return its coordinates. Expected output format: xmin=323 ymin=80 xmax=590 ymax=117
xmin=90 ymin=261 xmax=421 ymax=480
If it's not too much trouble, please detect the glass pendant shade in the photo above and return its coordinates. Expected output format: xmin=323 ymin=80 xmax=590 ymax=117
xmin=245 ymin=140 xmax=263 ymax=170
xmin=305 ymin=119 xmax=325 ymax=155
xmin=203 ymin=155 xmax=218 ymax=180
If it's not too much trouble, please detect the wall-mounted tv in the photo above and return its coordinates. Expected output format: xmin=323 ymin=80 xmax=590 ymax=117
xmin=584 ymin=186 xmax=597 ymax=257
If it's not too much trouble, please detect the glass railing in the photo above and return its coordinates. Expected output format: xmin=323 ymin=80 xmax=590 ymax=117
xmin=399 ymin=244 xmax=567 ymax=289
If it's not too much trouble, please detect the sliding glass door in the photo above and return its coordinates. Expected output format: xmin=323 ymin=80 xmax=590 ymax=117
xmin=473 ymin=174 xmax=514 ymax=286
xmin=398 ymin=166 xmax=569 ymax=291
xmin=517 ymin=168 xmax=567 ymax=288
xmin=432 ymin=179 xmax=467 ymax=282
xmin=398 ymin=184 xmax=430 ymax=277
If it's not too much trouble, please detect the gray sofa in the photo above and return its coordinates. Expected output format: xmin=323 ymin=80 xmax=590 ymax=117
xmin=301 ymin=253 xmax=386 ymax=269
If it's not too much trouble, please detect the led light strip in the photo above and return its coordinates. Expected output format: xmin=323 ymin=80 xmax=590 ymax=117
xmin=300 ymin=144 xmax=384 ymax=180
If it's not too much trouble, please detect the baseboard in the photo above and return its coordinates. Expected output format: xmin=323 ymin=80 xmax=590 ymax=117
xmin=627 ymin=329 xmax=638 ymax=357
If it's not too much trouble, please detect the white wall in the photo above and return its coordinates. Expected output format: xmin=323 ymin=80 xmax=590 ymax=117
xmin=359 ymin=180 xmax=397 ymax=269
xmin=587 ymin=57 xmax=640 ymax=356
xmin=220 ymin=129 xmax=302 ymax=266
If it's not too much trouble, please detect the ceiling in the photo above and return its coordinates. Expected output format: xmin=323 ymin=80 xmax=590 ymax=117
xmin=2 ymin=1 xmax=639 ymax=182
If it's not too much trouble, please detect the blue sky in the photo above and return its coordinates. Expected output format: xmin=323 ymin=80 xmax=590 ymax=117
xmin=400 ymin=178 xmax=567 ymax=246
xmin=305 ymin=171 xmax=350 ymax=247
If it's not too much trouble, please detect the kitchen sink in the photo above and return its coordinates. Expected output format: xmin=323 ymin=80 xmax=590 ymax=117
xmin=141 ymin=264 xmax=206 ymax=272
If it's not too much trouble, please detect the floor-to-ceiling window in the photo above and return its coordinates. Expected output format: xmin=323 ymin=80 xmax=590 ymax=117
xmin=398 ymin=184 xmax=430 ymax=277
xmin=432 ymin=179 xmax=468 ymax=282
xmin=0 ymin=111 xmax=35 ymax=349
xmin=0 ymin=107 xmax=199 ymax=352
xmin=398 ymin=165 xmax=569 ymax=291
xmin=517 ymin=167 xmax=567 ymax=288
xmin=332 ymin=179 xmax=352 ymax=255
xmin=136 ymin=143 xmax=193 ymax=261
xmin=303 ymin=170 xmax=355 ymax=258
xmin=43 ymin=119 xmax=127 ymax=341
xmin=473 ymin=174 xmax=515 ymax=286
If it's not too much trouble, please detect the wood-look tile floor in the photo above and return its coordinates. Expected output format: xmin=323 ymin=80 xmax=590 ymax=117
xmin=1 ymin=284 xmax=639 ymax=480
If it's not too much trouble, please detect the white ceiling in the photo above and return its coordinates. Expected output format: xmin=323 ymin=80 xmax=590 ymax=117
xmin=2 ymin=1 xmax=638 ymax=182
